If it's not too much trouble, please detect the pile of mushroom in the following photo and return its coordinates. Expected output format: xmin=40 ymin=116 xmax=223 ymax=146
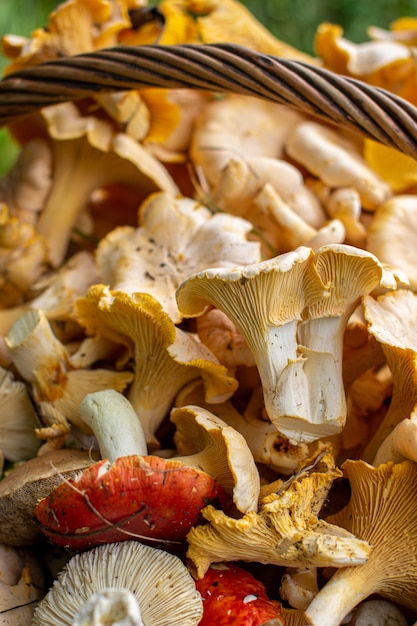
xmin=1 ymin=0 xmax=417 ymax=624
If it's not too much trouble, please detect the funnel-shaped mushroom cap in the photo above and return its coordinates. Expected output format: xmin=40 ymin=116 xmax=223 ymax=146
xmin=35 ymin=102 xmax=178 ymax=268
xmin=275 ymin=244 xmax=385 ymax=443
xmin=32 ymin=540 xmax=203 ymax=625
xmin=171 ymin=405 xmax=260 ymax=513
xmin=305 ymin=459 xmax=417 ymax=626
xmin=367 ymin=196 xmax=417 ymax=290
xmin=76 ymin=285 xmax=237 ymax=447
xmin=361 ymin=289 xmax=417 ymax=462
xmin=176 ymin=246 xmax=327 ymax=439
xmin=187 ymin=448 xmax=371 ymax=578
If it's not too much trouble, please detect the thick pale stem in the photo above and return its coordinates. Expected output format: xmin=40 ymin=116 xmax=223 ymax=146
xmin=79 ymin=390 xmax=148 ymax=462
xmin=305 ymin=568 xmax=373 ymax=626
xmin=257 ymin=321 xmax=299 ymax=410
xmin=5 ymin=309 xmax=70 ymax=382
xmin=72 ymin=588 xmax=144 ymax=626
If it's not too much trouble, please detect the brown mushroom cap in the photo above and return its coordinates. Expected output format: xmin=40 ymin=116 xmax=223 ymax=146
xmin=0 ymin=448 xmax=98 ymax=545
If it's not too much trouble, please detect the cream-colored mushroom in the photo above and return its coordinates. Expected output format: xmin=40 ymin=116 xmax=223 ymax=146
xmin=276 ymin=244 xmax=385 ymax=443
xmin=367 ymin=195 xmax=417 ymax=289
xmin=285 ymin=121 xmax=392 ymax=210
xmin=171 ymin=404 xmax=260 ymax=513
xmin=5 ymin=309 xmax=133 ymax=435
xmin=32 ymin=540 xmax=203 ymax=625
xmin=305 ymin=459 xmax=417 ymax=626
xmin=36 ymin=102 xmax=178 ymax=267
xmin=0 ymin=366 xmax=40 ymax=462
xmin=176 ymin=246 xmax=328 ymax=443
xmin=0 ymin=138 xmax=52 ymax=226
xmin=343 ymin=599 xmax=409 ymax=626
xmin=324 ymin=187 xmax=367 ymax=248
xmin=0 ymin=203 xmax=47 ymax=308
xmin=279 ymin=566 xmax=318 ymax=610
xmin=361 ymin=289 xmax=417 ymax=462
xmin=373 ymin=402 xmax=417 ymax=465
xmin=76 ymin=285 xmax=237 ymax=448
xmin=174 ymin=380 xmax=309 ymax=475
xmin=95 ymin=191 xmax=261 ymax=323
xmin=253 ymin=183 xmax=346 ymax=252
xmin=187 ymin=448 xmax=371 ymax=578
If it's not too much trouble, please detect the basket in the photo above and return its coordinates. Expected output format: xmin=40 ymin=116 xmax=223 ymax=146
xmin=1 ymin=42 xmax=417 ymax=158
xmin=2 ymin=38 xmax=417 ymax=626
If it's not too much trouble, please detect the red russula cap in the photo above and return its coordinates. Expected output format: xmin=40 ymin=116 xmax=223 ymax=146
xmin=195 ymin=563 xmax=285 ymax=626
xmin=34 ymin=454 xmax=226 ymax=550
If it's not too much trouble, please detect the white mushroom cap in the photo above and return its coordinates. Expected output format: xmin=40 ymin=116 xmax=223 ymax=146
xmin=32 ymin=540 xmax=203 ymax=625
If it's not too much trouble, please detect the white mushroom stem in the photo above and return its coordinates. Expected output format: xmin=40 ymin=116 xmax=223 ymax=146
xmin=254 ymin=183 xmax=345 ymax=251
xmin=0 ymin=366 xmax=40 ymax=462
xmin=5 ymin=309 xmax=70 ymax=383
xmin=373 ymin=411 xmax=417 ymax=466
xmin=72 ymin=589 xmax=144 ymax=626
xmin=79 ymin=390 xmax=148 ymax=462
xmin=176 ymin=247 xmax=328 ymax=444
xmin=304 ymin=569 xmax=379 ymax=626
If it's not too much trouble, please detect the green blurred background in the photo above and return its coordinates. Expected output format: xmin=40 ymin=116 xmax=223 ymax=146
xmin=0 ymin=0 xmax=416 ymax=174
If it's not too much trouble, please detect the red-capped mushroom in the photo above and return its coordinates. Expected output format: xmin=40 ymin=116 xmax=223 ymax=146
xmin=195 ymin=563 xmax=285 ymax=626
xmin=34 ymin=389 xmax=226 ymax=551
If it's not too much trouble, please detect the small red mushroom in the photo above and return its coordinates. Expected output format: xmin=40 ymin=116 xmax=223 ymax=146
xmin=34 ymin=390 xmax=226 ymax=551
xmin=195 ymin=563 xmax=285 ymax=626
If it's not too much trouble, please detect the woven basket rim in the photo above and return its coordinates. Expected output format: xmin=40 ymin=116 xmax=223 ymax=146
xmin=1 ymin=42 xmax=417 ymax=158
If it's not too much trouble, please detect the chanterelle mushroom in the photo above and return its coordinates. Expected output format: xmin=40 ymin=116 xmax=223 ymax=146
xmin=95 ymin=190 xmax=260 ymax=323
xmin=5 ymin=308 xmax=133 ymax=436
xmin=277 ymin=244 xmax=385 ymax=443
xmin=361 ymin=288 xmax=417 ymax=462
xmin=176 ymin=246 xmax=328 ymax=443
xmin=35 ymin=102 xmax=178 ymax=267
xmin=284 ymin=120 xmax=392 ymax=210
xmin=367 ymin=195 xmax=417 ymax=290
xmin=186 ymin=447 xmax=371 ymax=578
xmin=305 ymin=459 xmax=417 ymax=626
xmin=76 ymin=285 xmax=238 ymax=447
xmin=174 ymin=380 xmax=310 ymax=475
xmin=31 ymin=540 xmax=203 ymax=625
xmin=171 ymin=404 xmax=260 ymax=513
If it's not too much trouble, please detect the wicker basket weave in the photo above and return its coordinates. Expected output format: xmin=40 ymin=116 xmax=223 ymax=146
xmin=1 ymin=42 xmax=417 ymax=159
